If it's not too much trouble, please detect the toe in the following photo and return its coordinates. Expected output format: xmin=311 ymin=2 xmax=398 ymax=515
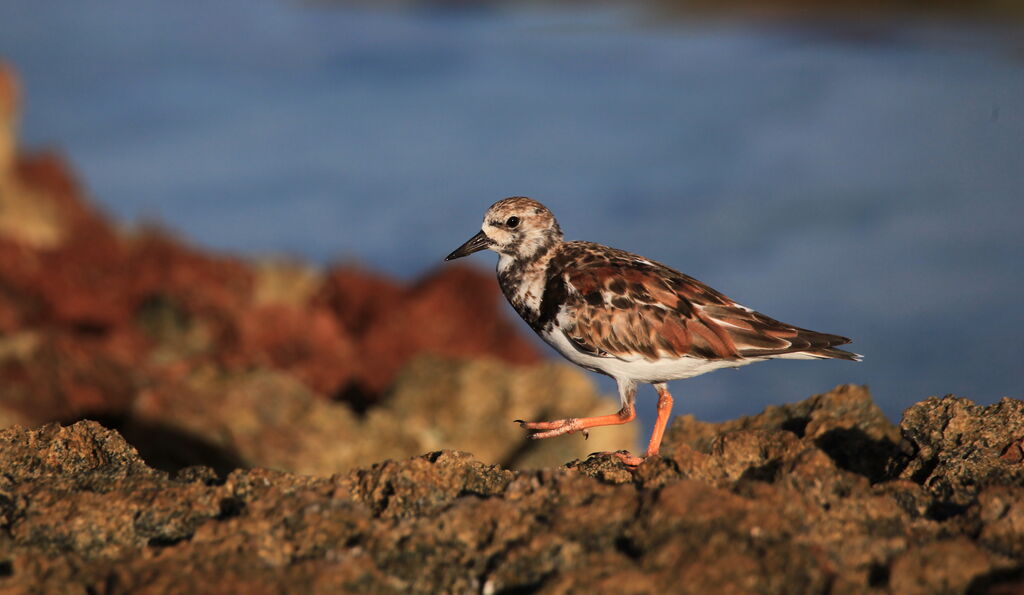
xmin=518 ymin=419 xmax=572 ymax=432
xmin=610 ymin=450 xmax=644 ymax=467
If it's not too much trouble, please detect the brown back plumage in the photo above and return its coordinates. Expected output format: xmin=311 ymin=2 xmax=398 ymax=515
xmin=549 ymin=242 xmax=858 ymax=362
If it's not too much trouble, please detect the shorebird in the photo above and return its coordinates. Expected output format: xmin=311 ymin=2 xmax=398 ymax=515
xmin=446 ymin=197 xmax=859 ymax=466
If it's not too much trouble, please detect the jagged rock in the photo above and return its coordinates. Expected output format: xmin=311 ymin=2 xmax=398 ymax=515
xmin=0 ymin=420 xmax=154 ymax=481
xmin=664 ymin=384 xmax=903 ymax=482
xmin=898 ymin=396 xmax=1024 ymax=507
xmin=1 ymin=390 xmax=1023 ymax=593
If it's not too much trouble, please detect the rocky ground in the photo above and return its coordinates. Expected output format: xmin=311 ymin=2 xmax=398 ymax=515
xmin=1 ymin=62 xmax=1023 ymax=593
xmin=0 ymin=387 xmax=1022 ymax=593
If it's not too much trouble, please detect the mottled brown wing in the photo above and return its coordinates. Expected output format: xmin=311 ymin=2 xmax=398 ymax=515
xmin=555 ymin=244 xmax=855 ymax=362
xmin=700 ymin=304 xmax=858 ymax=360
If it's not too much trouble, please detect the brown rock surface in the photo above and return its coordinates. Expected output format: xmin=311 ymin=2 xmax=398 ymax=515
xmin=1 ymin=388 xmax=1022 ymax=593
xmin=664 ymin=384 xmax=904 ymax=482
xmin=897 ymin=396 xmax=1024 ymax=507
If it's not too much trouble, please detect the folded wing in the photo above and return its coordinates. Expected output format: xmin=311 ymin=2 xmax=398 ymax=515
xmin=552 ymin=243 xmax=858 ymax=362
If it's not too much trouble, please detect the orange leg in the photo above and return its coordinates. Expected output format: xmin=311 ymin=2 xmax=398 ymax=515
xmin=516 ymin=403 xmax=636 ymax=439
xmin=644 ymin=383 xmax=674 ymax=458
xmin=516 ymin=379 xmax=638 ymax=440
xmin=516 ymin=380 xmax=676 ymax=469
xmin=609 ymin=383 xmax=673 ymax=468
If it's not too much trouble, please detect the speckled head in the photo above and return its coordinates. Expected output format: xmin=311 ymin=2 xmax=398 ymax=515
xmin=446 ymin=197 xmax=563 ymax=262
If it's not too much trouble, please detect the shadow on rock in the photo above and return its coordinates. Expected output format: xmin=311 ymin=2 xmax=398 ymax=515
xmin=63 ymin=413 xmax=247 ymax=477
xmin=814 ymin=425 xmax=906 ymax=483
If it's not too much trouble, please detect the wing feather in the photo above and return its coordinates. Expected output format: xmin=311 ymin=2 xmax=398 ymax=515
xmin=550 ymin=242 xmax=857 ymax=362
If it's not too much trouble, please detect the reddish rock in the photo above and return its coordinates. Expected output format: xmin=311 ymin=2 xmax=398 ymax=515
xmin=402 ymin=265 xmax=539 ymax=365
xmin=317 ymin=266 xmax=404 ymax=336
xmin=12 ymin=151 xmax=108 ymax=238
xmin=0 ymin=122 xmax=540 ymax=424
xmin=1 ymin=61 xmax=545 ymax=425
xmin=0 ymin=333 xmax=139 ymax=421
xmin=0 ymin=151 xmax=262 ymax=422
xmin=319 ymin=264 xmax=541 ymax=395
xmin=233 ymin=303 xmax=358 ymax=396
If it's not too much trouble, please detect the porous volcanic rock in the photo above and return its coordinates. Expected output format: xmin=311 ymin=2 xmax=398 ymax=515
xmin=663 ymin=384 xmax=904 ymax=482
xmin=897 ymin=396 xmax=1024 ymax=507
xmin=1 ymin=388 xmax=1021 ymax=593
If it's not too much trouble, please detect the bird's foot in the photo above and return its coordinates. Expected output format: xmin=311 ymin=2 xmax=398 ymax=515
xmin=601 ymin=450 xmax=644 ymax=467
xmin=582 ymin=450 xmax=649 ymax=468
xmin=514 ymin=418 xmax=585 ymax=440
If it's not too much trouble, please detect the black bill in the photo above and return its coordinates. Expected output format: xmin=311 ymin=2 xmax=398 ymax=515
xmin=445 ymin=230 xmax=493 ymax=261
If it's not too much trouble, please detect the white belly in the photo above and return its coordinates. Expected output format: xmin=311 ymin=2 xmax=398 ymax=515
xmin=541 ymin=326 xmax=761 ymax=383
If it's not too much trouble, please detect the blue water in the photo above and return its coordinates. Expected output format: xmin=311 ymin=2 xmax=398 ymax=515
xmin=2 ymin=1 xmax=1022 ymax=430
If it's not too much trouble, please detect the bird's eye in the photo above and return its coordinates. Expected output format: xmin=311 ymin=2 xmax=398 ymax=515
xmin=506 ymin=216 xmax=520 ymax=228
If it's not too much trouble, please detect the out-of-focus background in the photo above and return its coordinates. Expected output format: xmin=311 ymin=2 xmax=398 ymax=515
xmin=0 ymin=0 xmax=1021 ymax=473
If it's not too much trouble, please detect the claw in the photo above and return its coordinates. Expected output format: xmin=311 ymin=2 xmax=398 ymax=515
xmin=582 ymin=430 xmax=589 ymax=440
xmin=513 ymin=419 xmax=525 ymax=425
xmin=609 ymin=450 xmax=644 ymax=468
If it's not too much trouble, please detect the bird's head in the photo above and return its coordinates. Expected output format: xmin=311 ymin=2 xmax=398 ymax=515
xmin=446 ymin=197 xmax=563 ymax=262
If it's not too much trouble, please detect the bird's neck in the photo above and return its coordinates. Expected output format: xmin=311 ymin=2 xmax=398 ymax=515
xmin=497 ymin=229 xmax=561 ymax=273
xmin=497 ymin=236 xmax=561 ymax=327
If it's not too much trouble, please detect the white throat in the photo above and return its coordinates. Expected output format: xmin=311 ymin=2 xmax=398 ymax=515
xmin=497 ymin=251 xmax=516 ymax=274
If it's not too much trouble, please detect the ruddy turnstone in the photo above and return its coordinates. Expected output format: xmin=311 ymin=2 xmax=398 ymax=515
xmin=446 ymin=197 xmax=860 ymax=466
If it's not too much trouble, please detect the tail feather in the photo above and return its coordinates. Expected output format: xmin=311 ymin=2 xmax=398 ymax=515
xmin=813 ymin=345 xmax=863 ymax=362
xmin=705 ymin=303 xmax=861 ymax=362
xmin=739 ymin=328 xmax=862 ymax=361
